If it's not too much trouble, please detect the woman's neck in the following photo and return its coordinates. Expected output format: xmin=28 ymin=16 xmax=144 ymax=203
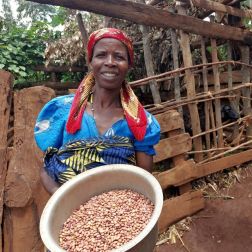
xmin=92 ymin=88 xmax=122 ymax=109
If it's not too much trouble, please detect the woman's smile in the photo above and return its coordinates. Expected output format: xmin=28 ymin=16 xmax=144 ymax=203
xmin=90 ymin=38 xmax=129 ymax=90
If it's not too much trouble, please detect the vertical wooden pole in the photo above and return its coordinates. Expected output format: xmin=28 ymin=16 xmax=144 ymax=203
xmin=210 ymin=16 xmax=224 ymax=149
xmin=200 ymin=37 xmax=211 ymax=155
xmin=76 ymin=13 xmax=91 ymax=71
xmin=169 ymin=7 xmax=183 ymax=122
xmin=227 ymin=41 xmax=239 ymax=142
xmin=176 ymin=1 xmax=203 ymax=162
xmin=240 ymin=45 xmax=252 ymax=137
xmin=0 ymin=70 xmax=13 ymax=252
xmin=138 ymin=0 xmax=161 ymax=104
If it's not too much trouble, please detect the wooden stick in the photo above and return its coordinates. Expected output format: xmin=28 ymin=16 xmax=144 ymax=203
xmin=209 ymin=100 xmax=218 ymax=148
xmin=157 ymin=95 xmax=236 ymax=112
xmin=191 ymin=115 xmax=252 ymax=139
xmin=76 ymin=13 xmax=90 ymax=71
xmin=198 ymin=139 xmax=252 ymax=164
xmin=201 ymin=37 xmax=211 ymax=154
xmin=130 ymin=60 xmax=252 ymax=87
xmin=146 ymin=83 xmax=252 ymax=113
xmin=210 ymin=25 xmax=224 ymax=149
xmin=187 ymin=146 xmax=250 ymax=154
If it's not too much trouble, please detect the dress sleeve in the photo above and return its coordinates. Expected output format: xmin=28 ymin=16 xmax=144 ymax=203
xmin=34 ymin=95 xmax=73 ymax=152
xmin=134 ymin=111 xmax=160 ymax=156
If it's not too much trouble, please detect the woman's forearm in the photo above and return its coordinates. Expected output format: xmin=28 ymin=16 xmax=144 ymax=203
xmin=40 ymin=168 xmax=60 ymax=195
xmin=135 ymin=151 xmax=153 ymax=173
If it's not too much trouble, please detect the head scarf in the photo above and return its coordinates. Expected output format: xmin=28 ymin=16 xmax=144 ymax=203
xmin=66 ymin=28 xmax=147 ymax=141
xmin=87 ymin=27 xmax=134 ymax=66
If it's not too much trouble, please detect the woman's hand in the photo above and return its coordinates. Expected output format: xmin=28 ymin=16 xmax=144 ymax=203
xmin=135 ymin=151 xmax=153 ymax=173
xmin=40 ymin=168 xmax=60 ymax=195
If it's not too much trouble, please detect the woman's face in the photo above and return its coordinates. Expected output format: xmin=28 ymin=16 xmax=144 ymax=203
xmin=90 ymin=38 xmax=129 ymax=90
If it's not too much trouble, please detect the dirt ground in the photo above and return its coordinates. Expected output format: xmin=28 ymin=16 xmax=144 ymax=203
xmin=156 ymin=166 xmax=252 ymax=252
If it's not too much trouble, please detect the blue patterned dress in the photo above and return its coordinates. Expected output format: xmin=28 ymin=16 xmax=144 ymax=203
xmin=34 ymin=95 xmax=160 ymax=184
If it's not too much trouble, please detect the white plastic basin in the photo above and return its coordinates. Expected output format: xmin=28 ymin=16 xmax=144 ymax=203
xmin=40 ymin=164 xmax=163 ymax=252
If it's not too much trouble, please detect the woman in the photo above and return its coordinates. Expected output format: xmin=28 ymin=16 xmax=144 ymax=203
xmin=34 ymin=28 xmax=160 ymax=194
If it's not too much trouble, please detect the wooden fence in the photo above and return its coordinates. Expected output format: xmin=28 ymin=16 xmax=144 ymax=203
xmin=2 ymin=69 xmax=252 ymax=251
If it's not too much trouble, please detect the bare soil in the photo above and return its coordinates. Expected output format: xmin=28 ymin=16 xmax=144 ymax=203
xmin=156 ymin=166 xmax=252 ymax=252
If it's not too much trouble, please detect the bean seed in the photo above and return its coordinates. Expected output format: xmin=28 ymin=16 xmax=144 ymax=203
xmin=59 ymin=189 xmax=154 ymax=252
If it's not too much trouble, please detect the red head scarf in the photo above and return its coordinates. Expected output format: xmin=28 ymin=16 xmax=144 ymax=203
xmin=66 ymin=28 xmax=147 ymax=141
xmin=87 ymin=28 xmax=134 ymax=66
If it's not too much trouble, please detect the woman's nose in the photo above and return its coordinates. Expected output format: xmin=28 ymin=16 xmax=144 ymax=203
xmin=105 ymin=55 xmax=115 ymax=66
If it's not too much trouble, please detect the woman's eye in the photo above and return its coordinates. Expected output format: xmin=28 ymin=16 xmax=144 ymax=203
xmin=95 ymin=53 xmax=105 ymax=58
xmin=116 ymin=55 xmax=126 ymax=60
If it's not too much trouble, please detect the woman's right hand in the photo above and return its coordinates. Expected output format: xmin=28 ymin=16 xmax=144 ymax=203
xmin=40 ymin=168 xmax=60 ymax=195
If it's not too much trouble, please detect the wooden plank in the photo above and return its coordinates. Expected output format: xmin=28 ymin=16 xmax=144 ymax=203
xmin=158 ymin=190 xmax=205 ymax=233
xmin=154 ymin=133 xmax=192 ymax=163
xmin=155 ymin=159 xmax=196 ymax=190
xmin=155 ymin=149 xmax=252 ymax=191
xmin=27 ymin=0 xmax=252 ymax=43
xmin=196 ymin=148 xmax=252 ymax=177
xmin=154 ymin=110 xmax=183 ymax=133
xmin=168 ymin=129 xmax=191 ymax=193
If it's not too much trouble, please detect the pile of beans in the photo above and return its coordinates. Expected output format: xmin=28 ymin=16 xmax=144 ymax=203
xmin=59 ymin=189 xmax=154 ymax=252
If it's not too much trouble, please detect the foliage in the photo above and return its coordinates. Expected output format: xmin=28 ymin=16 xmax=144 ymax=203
xmin=0 ymin=1 xmax=72 ymax=85
xmin=0 ymin=24 xmax=49 ymax=85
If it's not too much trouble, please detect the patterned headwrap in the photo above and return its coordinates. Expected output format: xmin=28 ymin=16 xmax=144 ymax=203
xmin=87 ymin=27 xmax=134 ymax=66
xmin=66 ymin=28 xmax=147 ymax=141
